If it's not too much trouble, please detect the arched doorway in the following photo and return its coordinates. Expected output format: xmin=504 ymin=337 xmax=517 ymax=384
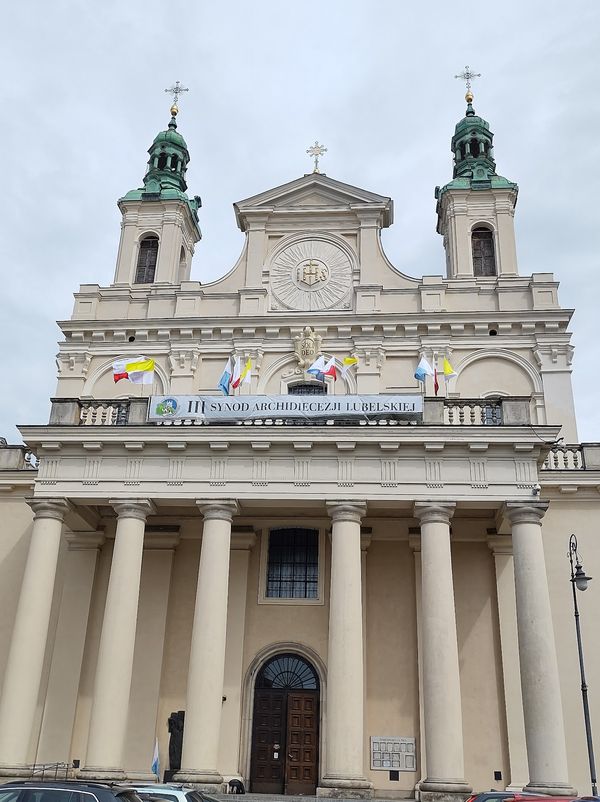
xmin=250 ymin=653 xmax=320 ymax=795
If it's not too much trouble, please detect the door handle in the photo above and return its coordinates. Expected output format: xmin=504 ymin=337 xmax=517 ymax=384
xmin=288 ymin=754 xmax=294 ymax=760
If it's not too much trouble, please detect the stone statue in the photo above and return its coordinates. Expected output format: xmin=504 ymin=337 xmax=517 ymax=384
xmin=168 ymin=710 xmax=185 ymax=772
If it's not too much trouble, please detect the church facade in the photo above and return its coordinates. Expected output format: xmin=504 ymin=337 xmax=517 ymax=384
xmin=0 ymin=91 xmax=599 ymax=801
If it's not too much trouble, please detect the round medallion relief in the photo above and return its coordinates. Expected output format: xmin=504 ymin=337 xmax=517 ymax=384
xmin=270 ymin=239 xmax=353 ymax=311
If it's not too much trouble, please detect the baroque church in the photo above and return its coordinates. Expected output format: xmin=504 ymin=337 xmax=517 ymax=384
xmin=0 ymin=82 xmax=599 ymax=801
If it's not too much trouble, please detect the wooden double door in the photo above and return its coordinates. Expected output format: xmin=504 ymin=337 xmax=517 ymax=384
xmin=250 ymin=689 xmax=319 ymax=795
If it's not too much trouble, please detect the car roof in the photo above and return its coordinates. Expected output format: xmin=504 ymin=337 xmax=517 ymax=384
xmin=0 ymin=783 xmax=138 ymax=792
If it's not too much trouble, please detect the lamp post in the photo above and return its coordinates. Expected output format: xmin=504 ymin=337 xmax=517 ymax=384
xmin=568 ymin=533 xmax=598 ymax=796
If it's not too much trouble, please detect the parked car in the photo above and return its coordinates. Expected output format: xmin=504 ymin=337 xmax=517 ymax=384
xmin=465 ymin=794 xmax=579 ymax=802
xmin=131 ymin=785 xmax=204 ymax=802
xmin=0 ymin=781 xmax=144 ymax=802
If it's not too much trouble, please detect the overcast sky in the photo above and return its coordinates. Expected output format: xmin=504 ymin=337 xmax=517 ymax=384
xmin=1 ymin=1 xmax=599 ymax=443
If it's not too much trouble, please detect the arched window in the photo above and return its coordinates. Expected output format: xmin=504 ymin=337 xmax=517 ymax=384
xmin=178 ymin=246 xmax=188 ymax=282
xmin=157 ymin=152 xmax=168 ymax=170
xmin=471 ymin=227 xmax=496 ymax=276
xmin=287 ymin=382 xmax=326 ymax=395
xmin=134 ymin=236 xmax=159 ymax=284
xmin=256 ymin=653 xmax=319 ymax=690
xmin=171 ymin=156 xmax=179 ymax=172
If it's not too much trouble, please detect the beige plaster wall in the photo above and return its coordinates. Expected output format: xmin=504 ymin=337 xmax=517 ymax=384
xmin=364 ymin=537 xmax=419 ymax=794
xmin=542 ymin=499 xmax=600 ymax=795
xmin=453 ymin=538 xmax=509 ymax=791
xmin=455 ymin=355 xmax=535 ymax=398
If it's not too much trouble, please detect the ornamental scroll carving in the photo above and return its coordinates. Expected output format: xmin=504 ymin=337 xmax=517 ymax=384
xmin=294 ymin=326 xmax=322 ymax=369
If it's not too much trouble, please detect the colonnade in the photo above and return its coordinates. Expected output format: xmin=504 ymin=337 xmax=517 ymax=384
xmin=0 ymin=497 xmax=576 ymax=798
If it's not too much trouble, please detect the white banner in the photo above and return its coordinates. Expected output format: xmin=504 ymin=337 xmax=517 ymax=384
xmin=148 ymin=394 xmax=423 ymax=422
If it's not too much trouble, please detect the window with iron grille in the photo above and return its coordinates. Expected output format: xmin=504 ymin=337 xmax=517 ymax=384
xmin=287 ymin=382 xmax=326 ymax=395
xmin=472 ymin=227 xmax=496 ymax=276
xmin=134 ymin=236 xmax=159 ymax=284
xmin=266 ymin=528 xmax=319 ymax=598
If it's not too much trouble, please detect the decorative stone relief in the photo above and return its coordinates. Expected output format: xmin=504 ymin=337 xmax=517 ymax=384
xmin=167 ymin=458 xmax=185 ymax=485
xmin=381 ymin=459 xmax=398 ymax=487
xmin=294 ymin=457 xmax=311 ymax=486
xmin=83 ymin=457 xmax=101 ymax=485
xmin=210 ymin=458 xmax=227 ymax=486
xmin=270 ymin=239 xmax=353 ymax=311
xmin=469 ymin=458 xmax=488 ymax=488
xmin=425 ymin=459 xmax=443 ymax=488
xmin=293 ymin=326 xmax=323 ymax=368
xmin=252 ymin=457 xmax=269 ymax=486
xmin=124 ymin=458 xmax=142 ymax=485
xmin=337 ymin=458 xmax=354 ymax=487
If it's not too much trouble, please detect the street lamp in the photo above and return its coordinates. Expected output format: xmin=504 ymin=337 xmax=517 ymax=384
xmin=568 ymin=533 xmax=598 ymax=796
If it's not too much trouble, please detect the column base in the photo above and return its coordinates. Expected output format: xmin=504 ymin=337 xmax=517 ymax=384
xmin=78 ymin=767 xmax=126 ymax=782
xmin=318 ymin=776 xmax=374 ymax=798
xmin=172 ymin=769 xmax=224 ymax=792
xmin=126 ymin=772 xmax=160 ymax=782
xmin=525 ymin=782 xmax=577 ymax=796
xmin=419 ymin=779 xmax=472 ymax=802
xmin=0 ymin=765 xmax=36 ymax=780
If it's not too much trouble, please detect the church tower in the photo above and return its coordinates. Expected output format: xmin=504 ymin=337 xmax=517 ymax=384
xmin=112 ymin=96 xmax=202 ymax=286
xmin=435 ymin=82 xmax=519 ymax=279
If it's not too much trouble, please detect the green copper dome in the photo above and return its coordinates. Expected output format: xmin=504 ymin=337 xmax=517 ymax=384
xmin=436 ymin=93 xmax=518 ymax=199
xmin=137 ymin=105 xmax=191 ymax=196
xmin=119 ymin=104 xmax=201 ymax=228
xmin=152 ymin=119 xmax=188 ymax=150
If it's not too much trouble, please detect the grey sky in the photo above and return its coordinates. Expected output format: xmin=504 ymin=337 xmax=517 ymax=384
xmin=1 ymin=0 xmax=598 ymax=443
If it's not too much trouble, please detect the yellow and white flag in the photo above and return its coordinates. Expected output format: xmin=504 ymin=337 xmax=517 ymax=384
xmin=113 ymin=356 xmax=155 ymax=385
xmin=442 ymin=357 xmax=457 ymax=380
xmin=341 ymin=356 xmax=358 ymax=374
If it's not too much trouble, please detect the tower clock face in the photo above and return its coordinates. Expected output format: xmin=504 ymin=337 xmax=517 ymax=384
xmin=269 ymin=239 xmax=353 ymax=311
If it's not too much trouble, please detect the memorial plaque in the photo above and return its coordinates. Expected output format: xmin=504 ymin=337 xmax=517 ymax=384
xmin=370 ymin=736 xmax=416 ymax=772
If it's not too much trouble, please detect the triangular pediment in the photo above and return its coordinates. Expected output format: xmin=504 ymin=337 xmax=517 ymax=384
xmin=234 ymin=173 xmax=393 ymax=230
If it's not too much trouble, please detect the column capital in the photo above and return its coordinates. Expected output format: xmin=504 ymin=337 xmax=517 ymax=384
xmin=26 ymin=497 xmax=70 ymax=522
xmin=327 ymin=500 xmax=367 ymax=525
xmin=413 ymin=501 xmax=456 ymax=525
xmin=503 ymin=501 xmax=549 ymax=526
xmin=109 ymin=499 xmax=155 ymax=522
xmin=196 ymin=499 xmax=238 ymax=522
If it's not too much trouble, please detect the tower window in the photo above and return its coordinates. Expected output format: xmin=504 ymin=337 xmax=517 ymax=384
xmin=134 ymin=236 xmax=159 ymax=284
xmin=472 ymin=227 xmax=496 ymax=277
xmin=157 ymin=153 xmax=168 ymax=170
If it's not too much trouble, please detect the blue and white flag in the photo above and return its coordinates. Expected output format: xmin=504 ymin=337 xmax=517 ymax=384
xmin=414 ymin=356 xmax=434 ymax=383
xmin=151 ymin=737 xmax=160 ymax=778
xmin=306 ymin=355 xmax=326 ymax=381
xmin=218 ymin=357 xmax=233 ymax=395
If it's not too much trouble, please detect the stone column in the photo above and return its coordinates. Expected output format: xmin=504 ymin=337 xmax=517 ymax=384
xmin=414 ymin=502 xmax=471 ymax=800
xmin=218 ymin=528 xmax=256 ymax=780
xmin=175 ymin=500 xmax=238 ymax=790
xmin=320 ymin=501 xmax=372 ymax=798
xmin=504 ymin=502 xmax=575 ymax=795
xmin=487 ymin=535 xmax=528 ymax=791
xmin=0 ymin=498 xmax=69 ymax=774
xmin=80 ymin=499 xmax=154 ymax=780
